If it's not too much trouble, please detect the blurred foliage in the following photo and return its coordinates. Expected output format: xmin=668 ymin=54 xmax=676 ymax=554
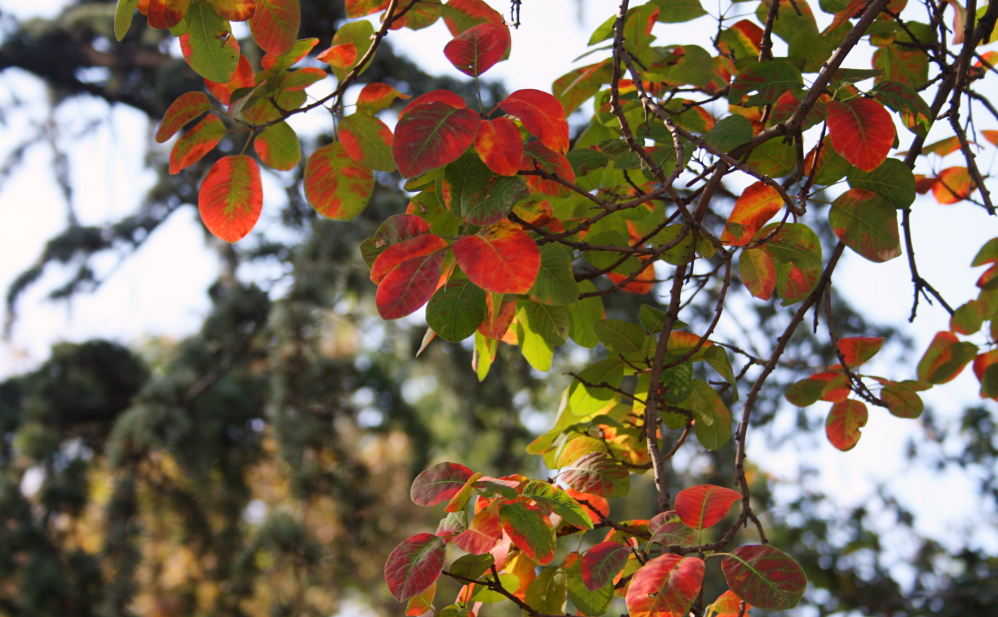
xmin=0 ymin=1 xmax=994 ymax=616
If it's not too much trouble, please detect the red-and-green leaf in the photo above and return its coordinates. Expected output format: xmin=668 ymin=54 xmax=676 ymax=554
xmin=522 ymin=481 xmax=593 ymax=530
xmin=205 ymin=55 xmax=254 ymax=105
xmin=739 ymin=248 xmax=776 ymax=300
xmin=829 ymin=188 xmax=902 ymax=263
xmin=974 ymin=350 xmax=998 ymax=399
xmin=474 ymin=117 xmax=523 ymax=176
xmin=826 ymin=97 xmax=895 ymax=172
xmin=371 ymin=234 xmax=449 ymax=284
xmin=304 ymin=142 xmax=374 ymax=220
xmin=197 ymin=155 xmax=263 ymax=243
xmin=180 ymin=2 xmax=240 ymax=83
xmin=281 ymin=67 xmax=327 ymax=91
xmin=384 ymin=533 xmax=447 ymax=602
xmin=207 ymin=0 xmax=257 ymax=21
xmin=410 ymin=462 xmax=475 ymax=506
xmin=261 ymin=37 xmax=318 ymax=70
xmin=317 ymin=43 xmax=357 ymax=69
xmin=452 ymin=221 xmax=541 ymax=294
xmin=720 ymin=545 xmax=806 ymax=610
xmin=581 ymin=542 xmax=631 ymax=591
xmin=720 ymin=182 xmax=783 ymax=246
xmin=254 ymin=121 xmax=301 ymax=171
xmin=521 ymin=141 xmax=575 ymax=197
xmin=358 ymin=82 xmax=411 ymax=115
xmin=146 ymin=0 xmax=192 ymax=30
xmin=499 ymin=89 xmax=570 ymax=154
xmin=560 ymin=452 xmax=630 ymax=498
xmin=340 ymin=113 xmax=396 ymax=172
xmin=708 ymin=591 xmax=751 ymax=617
xmin=932 ymin=166 xmax=975 ymax=204
xmin=398 ymin=90 xmax=467 ymax=119
xmin=499 ymin=500 xmax=557 ymax=565
xmin=361 ymin=214 xmax=432 ymax=267
xmin=825 ymin=400 xmax=868 ymax=451
xmin=831 ymin=337 xmax=884 ymax=370
xmin=648 ymin=511 xmax=697 ymax=546
xmin=248 ymin=0 xmax=300 ymax=56
xmin=444 ymin=23 xmax=510 ymax=77
xmin=406 ymin=583 xmax=436 ymax=617
xmin=156 ymin=92 xmax=213 ymax=143
xmin=625 ymin=554 xmax=705 ymax=617
xmin=392 ymin=102 xmax=481 ymax=178
xmin=785 ymin=372 xmax=851 ymax=406
xmin=376 ymin=250 xmax=447 ymax=319
xmin=442 ymin=0 xmax=505 ymax=36
xmin=673 ymin=484 xmax=742 ymax=530
xmin=917 ymin=331 xmax=978 ymax=384
xmin=552 ymin=60 xmax=612 ymax=115
xmin=169 ymin=114 xmax=226 ymax=174
xmin=454 ymin=503 xmax=504 ymax=554
xmin=346 ymin=0 xmax=390 ymax=18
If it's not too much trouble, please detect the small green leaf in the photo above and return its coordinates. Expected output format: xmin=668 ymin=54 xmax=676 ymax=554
xmin=523 ymin=481 xmax=594 ymax=530
xmin=567 ymin=280 xmax=606 ymax=348
xmin=526 ymin=566 xmax=568 ymax=615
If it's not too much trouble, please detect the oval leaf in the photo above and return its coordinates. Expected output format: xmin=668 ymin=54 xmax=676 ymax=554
xmin=625 ymin=554 xmax=705 ymax=617
xmin=444 ymin=22 xmax=511 ymax=77
xmin=304 ymin=142 xmax=374 ymax=220
xmin=198 ymin=155 xmax=263 ymax=243
xmin=384 ymin=533 xmax=447 ymax=602
xmin=452 ymin=221 xmax=541 ymax=294
xmin=825 ymin=399 xmax=868 ymax=451
xmin=474 ymin=117 xmax=524 ymax=176
xmin=157 ymin=92 xmax=213 ymax=143
xmin=581 ymin=541 xmax=631 ymax=591
xmin=340 ymin=113 xmax=396 ymax=172
xmin=720 ymin=545 xmax=806 ymax=610
xmin=249 ymin=0 xmax=300 ymax=56
xmin=169 ymin=114 xmax=226 ymax=174
xmin=826 ymin=98 xmax=895 ymax=172
xmin=829 ymin=188 xmax=902 ymax=263
xmin=674 ymin=484 xmax=742 ymax=530
xmin=499 ymin=89 xmax=570 ymax=154
xmin=410 ymin=462 xmax=475 ymax=506
xmin=393 ymin=102 xmax=481 ymax=178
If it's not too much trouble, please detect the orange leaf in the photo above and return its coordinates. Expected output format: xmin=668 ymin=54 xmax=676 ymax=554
xmin=442 ymin=0 xmax=505 ymax=36
xmin=205 ymin=55 xmax=255 ymax=105
xmin=261 ymin=37 xmax=318 ymax=70
xmin=626 ymin=554 xmax=704 ymax=617
xmin=521 ymin=141 xmax=575 ymax=197
xmin=146 ymin=0 xmax=191 ymax=29
xmin=981 ymin=129 xmax=998 ymax=146
xmin=249 ymin=0 xmax=300 ymax=56
xmin=499 ymin=89 xmax=570 ymax=154
xmin=392 ymin=102 xmax=481 ymax=178
xmin=826 ymin=97 xmax=895 ymax=172
xmin=198 ymin=155 xmax=263 ymax=243
xmin=357 ymin=82 xmax=411 ymax=115
xmin=607 ymin=264 xmax=656 ymax=295
xmin=444 ymin=23 xmax=510 ymax=77
xmin=317 ymin=43 xmax=357 ymax=69
xmin=673 ymin=485 xmax=742 ymax=530
xmin=304 ymin=142 xmax=374 ymax=220
xmin=709 ymin=591 xmax=751 ymax=617
xmin=721 ymin=182 xmax=783 ymax=246
xmin=398 ymin=90 xmax=467 ymax=119
xmin=474 ymin=117 xmax=523 ymax=176
xmin=156 ymin=92 xmax=212 ymax=143
xmin=452 ymin=221 xmax=541 ymax=294
xmin=169 ymin=114 xmax=226 ymax=174
xmin=831 ymin=336 xmax=884 ymax=370
xmin=932 ymin=166 xmax=975 ymax=204
xmin=825 ymin=400 xmax=868 ymax=451
xmin=207 ymin=0 xmax=257 ymax=21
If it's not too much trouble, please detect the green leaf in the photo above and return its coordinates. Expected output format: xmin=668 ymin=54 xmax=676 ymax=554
xmin=873 ymin=46 xmax=929 ymax=89
xmin=339 ymin=113 xmax=396 ymax=172
xmin=567 ymin=280 xmax=606 ymax=348
xmin=650 ymin=0 xmax=707 ymax=22
xmin=185 ymin=3 xmax=240 ymax=83
xmin=639 ymin=304 xmax=687 ymax=333
xmin=530 ymin=245 xmax=580 ymax=306
xmin=677 ymin=380 xmax=731 ymax=450
xmin=847 ymin=159 xmax=916 ymax=209
xmin=526 ymin=566 xmax=568 ymax=615
xmin=784 ymin=378 xmax=824 ymax=407
xmin=830 ymin=188 xmax=902 ymax=263
xmin=254 ymin=121 xmax=301 ymax=171
xmin=788 ymin=30 xmax=833 ymax=73
xmin=522 ymin=481 xmax=594 ymax=530
xmin=462 ymin=174 xmax=531 ymax=227
xmin=566 ymin=554 xmax=614 ymax=616
xmin=115 ymin=0 xmax=140 ymax=41
xmin=872 ymin=81 xmax=932 ymax=137
xmin=653 ymin=45 xmax=714 ymax=87
xmin=569 ymin=358 xmax=627 ymax=417
xmin=499 ymin=501 xmax=557 ymax=565
xmin=917 ymin=331 xmax=978 ymax=384
xmin=450 ymin=553 xmax=494 ymax=580
xmin=426 ymin=278 xmax=487 ymax=343
xmin=567 ymin=149 xmax=612 ymax=176
xmin=728 ymin=61 xmax=803 ymax=107
xmin=594 ymin=319 xmax=651 ymax=357
xmin=516 ymin=301 xmax=570 ymax=371
xmin=468 ymin=573 xmax=519 ymax=603
xmin=704 ymin=346 xmax=738 ymax=400
xmin=661 ymin=359 xmax=694 ymax=405
xmin=703 ymin=115 xmax=753 ymax=152
xmin=754 ymin=0 xmax=819 ymax=43
xmin=746 ymin=138 xmax=796 ymax=177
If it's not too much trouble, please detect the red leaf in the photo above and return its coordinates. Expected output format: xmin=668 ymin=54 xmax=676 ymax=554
xmin=207 ymin=0 xmax=257 ymax=21
xmin=499 ymin=89 xmax=570 ymax=154
xmin=444 ymin=23 xmax=510 ymax=77
xmin=198 ymin=155 xmax=263 ymax=243
xmin=205 ymin=55 xmax=255 ymax=105
xmin=474 ymin=117 xmax=523 ymax=176
xmin=563 ymin=487 xmax=609 ymax=523
xmin=346 ymin=0 xmax=390 ymax=18
xmin=831 ymin=337 xmax=884 ymax=370
xmin=826 ymin=98 xmax=895 ymax=172
xmin=478 ymin=293 xmax=518 ymax=340
xmin=648 ymin=511 xmax=696 ymax=546
xmin=249 ymin=0 xmax=300 ymax=56
xmin=499 ymin=500 xmax=556 ymax=565
xmin=371 ymin=234 xmax=449 ymax=284
xmin=720 ymin=545 xmax=806 ymax=610
xmin=392 ymin=102 xmax=481 ymax=178
xmin=625 ymin=554 xmax=705 ymax=617
xmin=384 ymin=533 xmax=447 ymax=602
xmin=825 ymin=400 xmax=868 ymax=451
xmin=521 ymin=141 xmax=575 ymax=197
xmin=376 ymin=251 xmax=447 ymax=319
xmin=720 ymin=182 xmax=783 ymax=246
xmin=932 ymin=166 xmax=975 ymax=204
xmin=914 ymin=174 xmax=937 ymax=194
xmin=442 ymin=0 xmax=505 ymax=36
xmin=261 ymin=37 xmax=318 ymax=70
xmin=317 ymin=43 xmax=357 ymax=69
xmin=156 ymin=92 xmax=213 ymax=143
xmin=673 ymin=485 xmax=742 ymax=530
xmin=410 ymin=462 xmax=475 ymax=506
xmin=358 ymin=82 xmax=411 ymax=115
xmin=606 ymin=264 xmax=656 ymax=295
xmin=169 ymin=114 xmax=226 ymax=174
xmin=398 ymin=90 xmax=467 ymax=120
xmin=581 ymin=541 xmax=631 ymax=591
xmin=982 ymin=129 xmax=998 ymax=146
xmin=452 ymin=221 xmax=541 ymax=294
xmin=454 ymin=503 xmax=503 ymax=554
xmin=304 ymin=142 xmax=374 ymax=220
xmin=739 ymin=248 xmax=776 ymax=300
xmin=917 ymin=331 xmax=978 ymax=384
xmin=146 ymin=0 xmax=191 ymax=29
xmin=973 ymin=349 xmax=998 ymax=399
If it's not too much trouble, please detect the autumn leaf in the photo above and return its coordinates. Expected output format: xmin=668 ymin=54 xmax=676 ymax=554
xmin=452 ymin=221 xmax=541 ymax=294
xmin=444 ymin=23 xmax=510 ymax=77
xmin=499 ymin=89 xmax=570 ymax=154
xmin=393 ymin=102 xmax=481 ymax=178
xmin=198 ymin=155 xmax=263 ymax=243
xmin=826 ymin=97 xmax=895 ymax=172
xmin=825 ymin=400 xmax=868 ymax=451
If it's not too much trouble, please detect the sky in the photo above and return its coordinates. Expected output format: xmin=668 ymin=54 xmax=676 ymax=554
xmin=0 ymin=0 xmax=997 ymax=584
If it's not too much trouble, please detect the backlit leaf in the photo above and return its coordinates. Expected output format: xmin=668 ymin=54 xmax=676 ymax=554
xmin=703 ymin=114 xmax=753 ymax=152
xmin=280 ymin=66 xmax=326 ymax=91
xmin=340 ymin=113 xmax=396 ymax=172
xmin=249 ymin=0 xmax=300 ymax=56
xmin=147 ymin=0 xmax=192 ymax=30
xmin=399 ymin=90 xmax=467 ymax=119
xmin=376 ymin=251 xmax=447 ymax=320
xmin=625 ymin=554 xmax=705 ymax=617
xmin=454 ymin=503 xmax=503 ymax=554
xmin=261 ymin=37 xmax=318 ymax=71
xmin=522 ymin=481 xmax=592 ymax=530
xmin=826 ymin=98 xmax=895 ymax=172
xmin=393 ymin=102 xmax=481 ymax=178
xmin=406 ymin=582 xmax=436 ymax=616
xmin=720 ymin=545 xmax=806 ymax=610
xmin=325 ymin=20 xmax=374 ymax=80
xmin=833 ymin=337 xmax=884 ymax=369
xmin=873 ymin=46 xmax=928 ymax=89
xmin=157 ymin=92 xmax=213 ymax=143
xmin=361 ymin=214 xmax=432 ymax=267
xmin=198 ymin=155 xmax=263 ymax=242
xmin=872 ymin=80 xmax=931 ymax=136
xmin=254 ymin=121 xmax=301 ymax=171
xmin=674 ymin=484 xmax=741 ymax=530
xmin=427 ymin=278 xmax=487 ymax=343
xmin=181 ymin=2 xmax=240 ymax=83
xmin=521 ymin=141 xmax=576 ymax=197
xmin=384 ymin=533 xmax=447 ymax=602
xmin=650 ymin=0 xmax=707 ymax=22
xmin=917 ymin=331 xmax=978 ymax=384
xmin=829 ymin=188 xmax=902 ymax=263
xmin=411 ymin=462 xmax=475 ymax=506
xmin=932 ymin=166 xmax=975 ymax=204
xmin=728 ymin=61 xmax=803 ymax=107
xmin=207 ymin=0 xmax=256 ymax=21
xmin=500 ymin=89 xmax=570 ymax=154
xmin=115 ymin=0 xmax=141 ymax=41
xmin=721 ymin=182 xmax=783 ymax=247
xmin=708 ymin=590 xmax=751 ymax=617
xmin=444 ymin=23 xmax=510 ymax=77
xmin=526 ymin=566 xmax=568 ymax=615
xmin=569 ymin=358 xmax=626 ymax=417
xmin=205 ymin=55 xmax=254 ymax=105
xmin=452 ymin=221 xmax=541 ymax=294
xmin=566 ymin=553 xmax=614 ymax=616
xmin=530 ymin=244 xmax=579 ymax=306
xmin=581 ymin=542 xmax=631 ymax=591
xmin=825 ymin=400 xmax=868 ymax=451
xmin=567 ymin=280 xmax=606 ymax=348
xmin=346 ymin=0 xmax=389 ymax=18
xmin=560 ymin=452 xmax=630 ymax=498
xmin=304 ymin=142 xmax=374 ymax=220
xmin=847 ymin=158 xmax=916 ymax=209
xmin=739 ymin=248 xmax=776 ymax=301
xmin=648 ymin=511 xmax=697 ymax=546
xmin=371 ymin=234 xmax=449 ymax=284
xmin=442 ymin=0 xmax=505 ymax=36
xmin=358 ymin=82 xmax=411 ymax=115
xmin=170 ymin=114 xmax=226 ymax=174
xmin=499 ymin=501 xmax=556 ymax=565
xmin=474 ymin=117 xmax=523 ymax=176
xmin=553 ymin=61 xmax=612 ymax=115
xmin=880 ymin=380 xmax=925 ymax=419
xmin=676 ymin=380 xmax=732 ymax=450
